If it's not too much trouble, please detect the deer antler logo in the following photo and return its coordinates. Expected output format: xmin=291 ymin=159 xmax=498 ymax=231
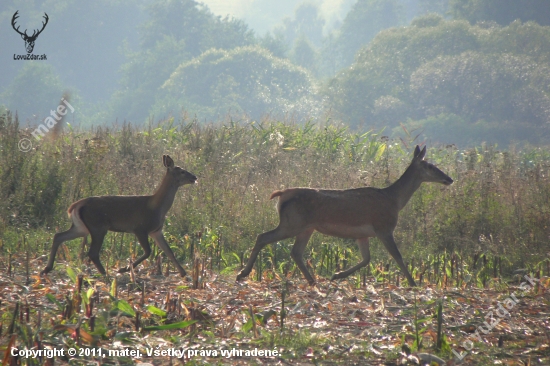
xmin=12 ymin=11 xmax=49 ymax=54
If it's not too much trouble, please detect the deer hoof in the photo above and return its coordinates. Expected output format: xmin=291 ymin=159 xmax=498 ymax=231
xmin=236 ymin=271 xmax=248 ymax=282
xmin=117 ymin=266 xmax=130 ymax=273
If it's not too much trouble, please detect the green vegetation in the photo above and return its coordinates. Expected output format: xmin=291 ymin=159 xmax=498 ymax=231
xmin=2 ymin=111 xmax=550 ymax=364
xmin=2 ymin=1 xmax=550 ymax=363
xmin=0 ymin=63 xmax=68 ymax=124
xmin=1 ymin=111 xmax=549 ymax=280
xmin=158 ymin=46 xmax=317 ymax=121
xmin=3 ymin=0 xmax=550 ymax=146
xmin=450 ymin=0 xmax=550 ymax=26
xmin=327 ymin=15 xmax=550 ymax=144
xmin=329 ymin=0 xmax=404 ymax=70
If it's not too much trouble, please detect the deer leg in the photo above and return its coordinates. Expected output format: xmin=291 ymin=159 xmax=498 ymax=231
xmin=41 ymin=224 xmax=87 ymax=275
xmin=378 ymin=233 xmax=416 ymax=287
xmin=290 ymin=229 xmax=315 ymax=285
xmin=331 ymin=237 xmax=370 ymax=281
xmin=79 ymin=236 xmax=89 ymax=261
xmin=118 ymin=231 xmax=151 ymax=273
xmin=87 ymin=230 xmax=108 ymax=275
xmin=150 ymin=230 xmax=186 ymax=277
xmin=236 ymin=225 xmax=300 ymax=281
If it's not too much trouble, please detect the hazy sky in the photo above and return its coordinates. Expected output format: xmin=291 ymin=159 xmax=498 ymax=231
xmin=200 ymin=0 xmax=355 ymax=35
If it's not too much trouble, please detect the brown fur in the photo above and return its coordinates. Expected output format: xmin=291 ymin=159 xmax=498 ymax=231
xmin=237 ymin=145 xmax=453 ymax=286
xmin=67 ymin=200 xmax=81 ymax=216
xmin=269 ymin=190 xmax=284 ymax=200
xmin=41 ymin=155 xmax=197 ymax=277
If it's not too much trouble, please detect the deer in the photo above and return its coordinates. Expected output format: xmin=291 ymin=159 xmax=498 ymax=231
xmin=236 ymin=145 xmax=453 ymax=287
xmin=41 ymin=155 xmax=197 ymax=277
xmin=12 ymin=11 xmax=49 ymax=54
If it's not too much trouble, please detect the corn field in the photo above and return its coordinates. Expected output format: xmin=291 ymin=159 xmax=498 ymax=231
xmin=1 ymin=111 xmax=549 ymax=286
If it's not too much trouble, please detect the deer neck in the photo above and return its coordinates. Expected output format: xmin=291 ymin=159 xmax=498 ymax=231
xmin=384 ymin=164 xmax=423 ymax=211
xmin=149 ymin=172 xmax=178 ymax=216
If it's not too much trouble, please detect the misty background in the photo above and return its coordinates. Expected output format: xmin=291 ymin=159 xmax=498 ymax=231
xmin=1 ymin=0 xmax=550 ymax=146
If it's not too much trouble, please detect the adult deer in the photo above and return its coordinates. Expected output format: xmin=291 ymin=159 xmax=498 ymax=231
xmin=41 ymin=155 xmax=197 ymax=277
xmin=236 ymin=145 xmax=453 ymax=286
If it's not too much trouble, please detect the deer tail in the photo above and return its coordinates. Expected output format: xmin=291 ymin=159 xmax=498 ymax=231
xmin=270 ymin=190 xmax=284 ymax=200
xmin=67 ymin=199 xmax=90 ymax=235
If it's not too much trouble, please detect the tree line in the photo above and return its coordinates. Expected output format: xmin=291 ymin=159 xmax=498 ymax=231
xmin=1 ymin=0 xmax=550 ymax=145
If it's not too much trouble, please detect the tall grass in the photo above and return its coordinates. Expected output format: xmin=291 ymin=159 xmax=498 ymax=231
xmin=1 ymin=110 xmax=549 ymax=283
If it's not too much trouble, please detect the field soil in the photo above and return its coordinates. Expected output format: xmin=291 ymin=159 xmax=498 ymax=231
xmin=1 ymin=254 xmax=549 ymax=365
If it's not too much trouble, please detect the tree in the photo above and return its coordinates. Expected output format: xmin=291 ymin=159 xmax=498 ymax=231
xmin=410 ymin=52 xmax=550 ymax=124
xmin=259 ymin=31 xmax=288 ymax=59
xmin=107 ymin=35 xmax=190 ymax=123
xmin=158 ymin=46 xmax=317 ymax=121
xmin=107 ymin=0 xmax=255 ymax=123
xmin=276 ymin=3 xmax=326 ymax=48
xmin=334 ymin=0 xmax=404 ymax=68
xmin=450 ymin=0 xmax=550 ymax=26
xmin=290 ymin=34 xmax=318 ymax=75
xmin=418 ymin=0 xmax=450 ymax=16
xmin=139 ymin=0 xmax=254 ymax=55
xmin=326 ymin=15 xmax=550 ymax=132
xmin=327 ymin=16 xmax=479 ymax=127
xmin=482 ymin=20 xmax=550 ymax=64
xmin=0 ymin=63 xmax=70 ymax=122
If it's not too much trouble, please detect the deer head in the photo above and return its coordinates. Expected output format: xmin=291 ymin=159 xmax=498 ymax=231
xmin=12 ymin=11 xmax=49 ymax=54
xmin=410 ymin=145 xmax=454 ymax=186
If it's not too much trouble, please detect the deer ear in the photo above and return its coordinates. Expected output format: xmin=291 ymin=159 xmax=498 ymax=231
xmin=413 ymin=145 xmax=420 ymax=160
xmin=163 ymin=155 xmax=174 ymax=168
xmin=413 ymin=145 xmax=427 ymax=161
xmin=418 ymin=146 xmax=427 ymax=160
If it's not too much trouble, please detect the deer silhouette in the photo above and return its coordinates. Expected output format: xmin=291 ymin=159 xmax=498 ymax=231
xmin=12 ymin=11 xmax=49 ymax=54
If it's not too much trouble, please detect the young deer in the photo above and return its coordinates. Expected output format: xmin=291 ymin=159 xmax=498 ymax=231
xmin=236 ymin=145 xmax=453 ymax=286
xmin=41 ymin=155 xmax=197 ymax=277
